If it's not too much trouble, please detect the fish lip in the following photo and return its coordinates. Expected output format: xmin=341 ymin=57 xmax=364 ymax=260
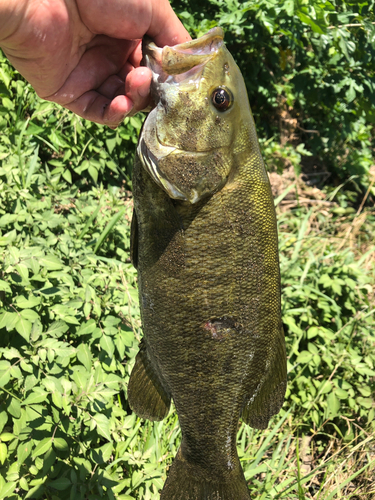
xmin=142 ymin=27 xmax=225 ymax=83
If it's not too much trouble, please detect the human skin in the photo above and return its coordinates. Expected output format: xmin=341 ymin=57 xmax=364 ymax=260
xmin=0 ymin=0 xmax=190 ymax=127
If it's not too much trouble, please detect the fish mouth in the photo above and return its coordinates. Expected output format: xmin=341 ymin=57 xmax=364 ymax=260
xmin=142 ymin=27 xmax=224 ymax=83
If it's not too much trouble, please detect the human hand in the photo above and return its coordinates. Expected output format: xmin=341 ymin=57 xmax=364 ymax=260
xmin=0 ymin=0 xmax=190 ymax=127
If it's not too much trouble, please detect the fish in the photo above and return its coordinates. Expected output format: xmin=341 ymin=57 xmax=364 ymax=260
xmin=127 ymin=27 xmax=287 ymax=500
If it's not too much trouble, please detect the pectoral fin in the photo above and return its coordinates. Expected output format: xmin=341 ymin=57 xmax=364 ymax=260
xmin=128 ymin=340 xmax=171 ymax=421
xmin=241 ymin=329 xmax=287 ymax=430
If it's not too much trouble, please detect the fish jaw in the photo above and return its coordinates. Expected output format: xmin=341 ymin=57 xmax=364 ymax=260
xmin=139 ymin=28 xmax=240 ymax=204
xmin=142 ymin=27 xmax=225 ymax=83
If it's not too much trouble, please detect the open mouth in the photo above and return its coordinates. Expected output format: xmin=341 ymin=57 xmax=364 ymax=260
xmin=142 ymin=27 xmax=225 ymax=84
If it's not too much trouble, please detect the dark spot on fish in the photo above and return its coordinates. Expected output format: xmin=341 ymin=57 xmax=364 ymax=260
xmin=202 ymin=316 xmax=238 ymax=340
xmin=178 ymin=91 xmax=191 ymax=108
xmin=223 ymin=356 xmax=234 ymax=374
xmin=191 ymin=109 xmax=206 ymax=122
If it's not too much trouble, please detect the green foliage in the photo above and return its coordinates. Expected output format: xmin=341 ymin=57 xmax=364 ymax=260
xmin=0 ymin=2 xmax=375 ymax=498
xmin=279 ymin=208 xmax=375 ymax=436
xmin=0 ymin=172 xmax=144 ymax=498
xmin=0 ymin=51 xmax=144 ymax=190
xmin=0 ymin=144 xmax=374 ymax=499
xmin=173 ymin=0 xmax=375 ymax=186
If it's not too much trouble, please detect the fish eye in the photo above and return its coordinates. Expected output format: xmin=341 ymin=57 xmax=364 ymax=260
xmin=211 ymin=87 xmax=233 ymax=111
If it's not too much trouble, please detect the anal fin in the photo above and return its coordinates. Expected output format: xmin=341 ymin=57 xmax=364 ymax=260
xmin=241 ymin=328 xmax=287 ymax=430
xmin=128 ymin=340 xmax=171 ymax=421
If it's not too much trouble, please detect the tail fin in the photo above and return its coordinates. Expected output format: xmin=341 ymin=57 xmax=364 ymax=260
xmin=160 ymin=448 xmax=251 ymax=500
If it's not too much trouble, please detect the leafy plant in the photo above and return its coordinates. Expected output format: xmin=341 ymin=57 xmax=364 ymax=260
xmin=278 ymin=207 xmax=375 ymax=437
xmin=1 ymin=2 xmax=375 ymax=498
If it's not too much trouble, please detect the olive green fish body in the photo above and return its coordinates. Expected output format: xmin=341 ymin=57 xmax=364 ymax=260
xmin=128 ymin=28 xmax=287 ymax=499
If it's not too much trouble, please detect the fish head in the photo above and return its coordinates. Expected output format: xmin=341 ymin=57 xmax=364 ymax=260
xmin=138 ymin=28 xmax=252 ymax=204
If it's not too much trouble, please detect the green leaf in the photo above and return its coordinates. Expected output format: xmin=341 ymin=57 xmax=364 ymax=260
xmin=88 ymin=165 xmax=98 ymax=184
xmin=284 ymin=0 xmax=294 ymax=16
xmin=335 ymin=388 xmax=348 ymax=400
xmin=0 ymin=432 xmax=15 ymax=441
xmin=319 ymin=380 xmax=332 ymax=395
xmin=0 ymin=413 xmax=8 ymax=434
xmin=62 ymin=169 xmax=72 ymax=184
xmin=25 ymin=145 xmax=40 ymax=187
xmin=16 ymin=317 xmax=32 ymax=342
xmin=0 ymin=361 xmax=11 ymax=387
xmin=32 ymin=437 xmax=52 ymax=458
xmin=105 ymin=136 xmax=117 ymax=154
xmin=77 ymin=344 xmax=92 ymax=371
xmin=30 ymin=320 xmax=43 ymax=342
xmin=72 ymin=369 xmax=88 ymax=390
xmin=16 ymin=263 xmax=29 ymax=282
xmin=296 ymin=350 xmax=313 ymax=364
xmin=25 ymin=484 xmax=45 ymax=499
xmin=19 ymin=476 xmax=29 ymax=491
xmin=49 ymin=477 xmax=71 ymax=491
xmin=20 ymin=309 xmax=39 ymax=322
xmin=23 ymin=390 xmax=48 ymax=405
xmin=0 ymin=280 xmax=11 ymax=293
xmin=76 ymin=319 xmax=96 ymax=336
xmin=15 ymin=295 xmax=41 ymax=309
xmin=327 ymin=392 xmax=340 ymax=418
xmin=99 ymin=442 xmax=112 ymax=462
xmin=0 ymin=230 xmax=17 ymax=246
xmin=53 ymin=437 xmax=69 ymax=452
xmin=100 ymin=334 xmax=115 ymax=357
xmin=296 ymin=11 xmax=326 ymax=34
xmin=39 ymin=255 xmax=63 ymax=270
xmin=46 ymin=321 xmax=69 ymax=337
xmin=0 ymin=312 xmax=19 ymax=332
xmin=93 ymin=414 xmax=112 ymax=441
xmin=0 ymin=481 xmax=17 ymax=499
xmin=17 ymin=440 xmax=32 ymax=464
xmin=0 ymin=443 xmax=7 ymax=465
xmin=8 ymin=398 xmax=21 ymax=418
xmin=52 ymin=391 xmax=62 ymax=409
xmin=94 ymin=207 xmax=126 ymax=254
xmin=357 ymin=397 xmax=373 ymax=409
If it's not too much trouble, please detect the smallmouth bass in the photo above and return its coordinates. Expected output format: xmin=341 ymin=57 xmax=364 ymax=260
xmin=128 ymin=27 xmax=287 ymax=500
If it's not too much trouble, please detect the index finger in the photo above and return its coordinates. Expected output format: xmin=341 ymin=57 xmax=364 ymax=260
xmin=147 ymin=0 xmax=191 ymax=47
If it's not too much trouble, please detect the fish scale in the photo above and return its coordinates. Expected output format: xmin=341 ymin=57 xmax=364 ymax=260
xmin=127 ymin=27 xmax=287 ymax=499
